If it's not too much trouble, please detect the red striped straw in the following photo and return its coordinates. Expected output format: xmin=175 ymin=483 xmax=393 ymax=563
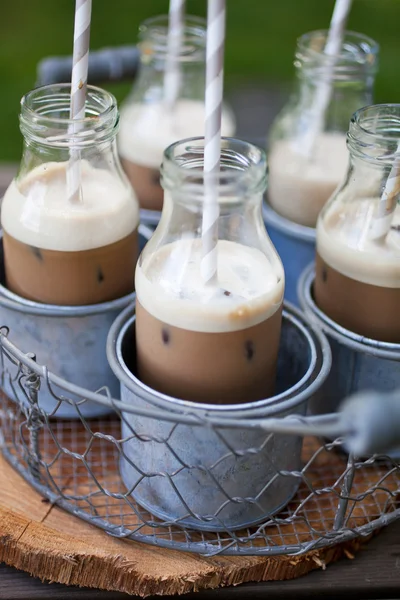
xmin=164 ymin=0 xmax=185 ymax=107
xmin=201 ymin=0 xmax=226 ymax=285
xmin=67 ymin=0 xmax=92 ymax=204
xmin=369 ymin=146 xmax=400 ymax=240
xmin=301 ymin=0 xmax=352 ymax=158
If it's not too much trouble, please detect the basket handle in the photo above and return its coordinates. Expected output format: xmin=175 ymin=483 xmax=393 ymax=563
xmin=36 ymin=45 xmax=140 ymax=87
xmin=340 ymin=390 xmax=400 ymax=456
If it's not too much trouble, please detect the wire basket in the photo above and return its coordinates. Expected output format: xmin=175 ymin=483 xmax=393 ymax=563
xmin=0 ymin=327 xmax=399 ymax=558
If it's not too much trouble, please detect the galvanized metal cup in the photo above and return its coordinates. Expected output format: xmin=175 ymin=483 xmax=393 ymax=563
xmin=298 ymin=263 xmax=400 ymax=416
xmin=107 ymin=302 xmax=331 ymax=531
xmin=0 ymin=225 xmax=152 ymax=419
xmin=263 ymin=202 xmax=315 ymax=307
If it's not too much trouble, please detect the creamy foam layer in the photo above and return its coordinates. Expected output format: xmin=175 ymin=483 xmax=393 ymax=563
xmin=118 ymin=99 xmax=236 ymax=168
xmin=136 ymin=239 xmax=284 ymax=332
xmin=1 ymin=161 xmax=139 ymax=251
xmin=268 ymin=132 xmax=348 ymax=227
xmin=317 ymin=197 xmax=400 ymax=288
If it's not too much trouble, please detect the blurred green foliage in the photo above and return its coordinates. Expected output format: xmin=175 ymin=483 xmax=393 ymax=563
xmin=0 ymin=0 xmax=398 ymax=161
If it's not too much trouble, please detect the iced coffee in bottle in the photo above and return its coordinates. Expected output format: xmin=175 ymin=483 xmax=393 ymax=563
xmin=135 ymin=138 xmax=284 ymax=404
xmin=1 ymin=85 xmax=139 ymax=306
xmin=268 ymin=31 xmax=379 ymax=228
xmin=118 ymin=16 xmax=235 ymax=212
xmin=315 ymin=104 xmax=400 ymax=342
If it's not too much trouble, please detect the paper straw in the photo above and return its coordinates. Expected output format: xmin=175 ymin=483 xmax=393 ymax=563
xmin=67 ymin=0 xmax=92 ymax=204
xmin=369 ymin=145 xmax=400 ymax=240
xmin=301 ymin=0 xmax=352 ymax=158
xmin=201 ymin=0 xmax=226 ymax=285
xmin=164 ymin=0 xmax=185 ymax=107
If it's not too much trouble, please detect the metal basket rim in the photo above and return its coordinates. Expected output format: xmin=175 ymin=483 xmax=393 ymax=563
xmin=0 ymin=326 xmax=333 ymax=432
xmin=107 ymin=302 xmax=332 ymax=418
xmin=2 ymin=442 xmax=398 ymax=557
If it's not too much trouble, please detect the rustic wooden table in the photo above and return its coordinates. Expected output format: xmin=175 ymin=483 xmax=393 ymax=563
xmin=1 ymin=518 xmax=400 ymax=599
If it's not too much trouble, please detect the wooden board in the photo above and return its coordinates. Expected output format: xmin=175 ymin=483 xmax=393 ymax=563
xmin=2 ymin=515 xmax=400 ymax=600
xmin=0 ymin=445 xmax=393 ymax=598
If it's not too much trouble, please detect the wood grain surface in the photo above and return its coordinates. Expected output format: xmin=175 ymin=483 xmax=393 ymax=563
xmin=2 ymin=519 xmax=400 ymax=599
xmin=1 ymin=437 xmax=396 ymax=598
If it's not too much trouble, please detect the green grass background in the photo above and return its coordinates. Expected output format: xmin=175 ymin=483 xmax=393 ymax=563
xmin=0 ymin=0 xmax=399 ymax=161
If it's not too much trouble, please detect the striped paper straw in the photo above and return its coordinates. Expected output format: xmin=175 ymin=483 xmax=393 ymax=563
xmin=201 ymin=0 xmax=226 ymax=285
xmin=369 ymin=145 xmax=400 ymax=240
xmin=67 ymin=0 xmax=92 ymax=204
xmin=164 ymin=0 xmax=185 ymax=107
xmin=301 ymin=0 xmax=352 ymax=158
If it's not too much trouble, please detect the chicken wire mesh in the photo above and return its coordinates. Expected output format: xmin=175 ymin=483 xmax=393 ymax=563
xmin=0 ymin=326 xmax=399 ymax=557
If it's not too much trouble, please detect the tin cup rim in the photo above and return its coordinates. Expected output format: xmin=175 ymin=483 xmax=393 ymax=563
xmin=297 ymin=263 xmax=400 ymax=360
xmin=262 ymin=202 xmax=316 ymax=243
xmin=107 ymin=301 xmax=332 ymax=418
xmin=0 ymin=284 xmax=135 ymax=317
xmin=0 ymin=224 xmax=153 ymax=317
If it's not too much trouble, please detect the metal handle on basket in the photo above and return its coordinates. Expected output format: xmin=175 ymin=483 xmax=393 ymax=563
xmin=256 ymin=390 xmax=400 ymax=457
xmin=340 ymin=390 xmax=400 ymax=456
xmin=1 ymin=317 xmax=399 ymax=456
xmin=36 ymin=45 xmax=140 ymax=86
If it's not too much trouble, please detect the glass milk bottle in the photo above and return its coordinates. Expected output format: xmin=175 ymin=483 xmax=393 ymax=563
xmin=118 ymin=15 xmax=236 ymax=213
xmin=315 ymin=104 xmax=400 ymax=343
xmin=1 ymin=84 xmax=139 ymax=306
xmin=135 ymin=138 xmax=284 ymax=405
xmin=268 ymin=30 xmax=379 ymax=228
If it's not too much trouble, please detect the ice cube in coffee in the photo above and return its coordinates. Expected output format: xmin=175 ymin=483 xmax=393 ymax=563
xmin=1 ymin=85 xmax=139 ymax=306
xmin=315 ymin=104 xmax=400 ymax=342
xmin=268 ymin=30 xmax=379 ymax=228
xmin=135 ymin=138 xmax=284 ymax=404
xmin=118 ymin=15 xmax=235 ymax=212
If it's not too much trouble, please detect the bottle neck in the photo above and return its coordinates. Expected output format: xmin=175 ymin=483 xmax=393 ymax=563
xmin=293 ymin=29 xmax=379 ymax=131
xmin=162 ymin=138 xmax=266 ymax=208
xmin=348 ymin=104 xmax=400 ymax=167
xmin=20 ymin=84 xmax=118 ymax=148
xmin=138 ymin=14 xmax=206 ymax=62
xmin=294 ymin=72 xmax=374 ymax=131
xmin=132 ymin=14 xmax=206 ymax=103
xmin=19 ymin=138 xmax=119 ymax=182
xmin=141 ymin=137 xmax=283 ymax=289
xmin=133 ymin=57 xmax=206 ymax=103
xmin=324 ymin=104 xmax=400 ymax=207
xmin=17 ymin=84 xmax=121 ymax=181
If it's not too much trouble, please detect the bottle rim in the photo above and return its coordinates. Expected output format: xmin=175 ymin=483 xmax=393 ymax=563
xmin=295 ymin=29 xmax=379 ymax=80
xmin=348 ymin=103 xmax=400 ymax=164
xmin=20 ymin=83 xmax=118 ymax=147
xmin=138 ymin=14 xmax=206 ymax=62
xmin=161 ymin=136 xmax=267 ymax=199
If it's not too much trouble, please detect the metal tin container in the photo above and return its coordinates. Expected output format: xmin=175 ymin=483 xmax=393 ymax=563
xmin=298 ymin=263 xmax=400 ymax=415
xmin=107 ymin=302 xmax=331 ymax=531
xmin=263 ymin=203 xmax=315 ymax=306
xmin=0 ymin=224 xmax=153 ymax=419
